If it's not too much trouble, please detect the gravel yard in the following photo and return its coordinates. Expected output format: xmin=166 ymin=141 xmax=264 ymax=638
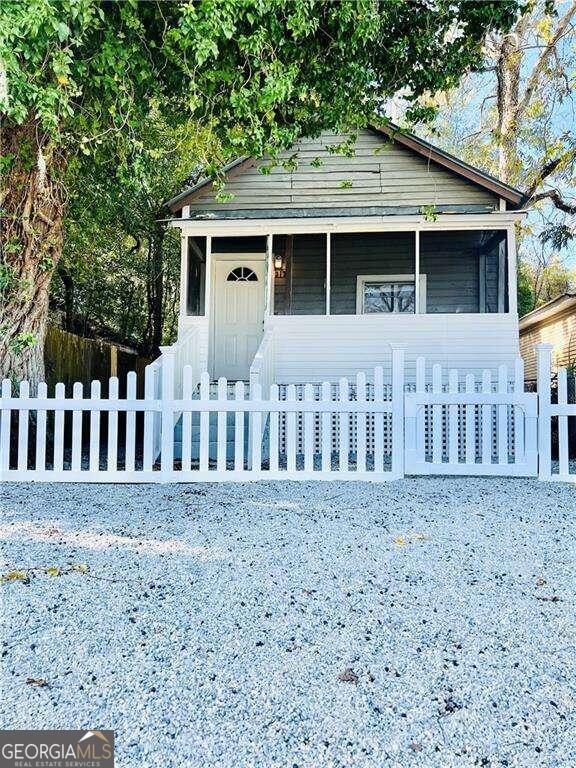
xmin=1 ymin=477 xmax=575 ymax=768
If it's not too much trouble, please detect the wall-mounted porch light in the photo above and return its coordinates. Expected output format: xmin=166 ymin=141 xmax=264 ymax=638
xmin=274 ymin=253 xmax=286 ymax=278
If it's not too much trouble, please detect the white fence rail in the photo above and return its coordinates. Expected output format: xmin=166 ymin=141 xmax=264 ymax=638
xmin=537 ymin=344 xmax=576 ymax=482
xmin=1 ymin=345 xmax=574 ymax=484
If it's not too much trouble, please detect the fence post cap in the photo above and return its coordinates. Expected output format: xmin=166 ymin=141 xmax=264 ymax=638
xmin=535 ymin=343 xmax=554 ymax=352
xmin=158 ymin=345 xmax=176 ymax=355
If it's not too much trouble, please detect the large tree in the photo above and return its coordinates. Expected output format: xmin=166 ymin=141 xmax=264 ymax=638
xmin=491 ymin=0 xmax=576 ymax=205
xmin=416 ymin=0 xmax=576 ymax=288
xmin=1 ymin=0 xmax=519 ymax=383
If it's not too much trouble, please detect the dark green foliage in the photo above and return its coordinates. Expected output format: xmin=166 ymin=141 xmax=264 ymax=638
xmin=2 ymin=0 xmax=520 ymax=167
xmin=1 ymin=0 xmax=521 ymax=360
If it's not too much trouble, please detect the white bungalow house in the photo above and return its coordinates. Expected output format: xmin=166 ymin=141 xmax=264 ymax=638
xmin=164 ymin=126 xmax=524 ymax=397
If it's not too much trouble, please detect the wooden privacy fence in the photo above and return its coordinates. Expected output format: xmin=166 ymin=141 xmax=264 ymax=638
xmin=45 ymin=326 xmax=149 ymax=396
xmin=0 ymin=344 xmax=574 ymax=484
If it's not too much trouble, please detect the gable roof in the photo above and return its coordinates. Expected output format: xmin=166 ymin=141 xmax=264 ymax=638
xmin=368 ymin=126 xmax=523 ymax=206
xmin=167 ymin=124 xmax=523 ymax=213
xmin=519 ymin=293 xmax=576 ymax=331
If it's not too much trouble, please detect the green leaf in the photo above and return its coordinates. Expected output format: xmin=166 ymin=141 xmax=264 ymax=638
xmin=420 ymin=204 xmax=438 ymax=222
xmin=56 ymin=22 xmax=70 ymax=42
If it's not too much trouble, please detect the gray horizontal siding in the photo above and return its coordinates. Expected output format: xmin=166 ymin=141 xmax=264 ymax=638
xmin=421 ymin=232 xmax=478 ymax=313
xmin=274 ymin=235 xmax=326 ymax=315
xmin=420 ymin=231 xmax=506 ymax=314
xmin=331 ymin=233 xmax=415 ymax=314
xmin=189 ymin=129 xmax=498 ymax=213
xmin=186 ymin=204 xmax=494 ymax=220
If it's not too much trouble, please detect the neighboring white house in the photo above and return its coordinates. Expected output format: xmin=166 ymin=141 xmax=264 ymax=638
xmin=165 ymin=126 xmax=525 ymax=386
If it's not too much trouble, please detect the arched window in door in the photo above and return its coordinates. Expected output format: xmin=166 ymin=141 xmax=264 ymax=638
xmin=227 ymin=266 xmax=258 ymax=282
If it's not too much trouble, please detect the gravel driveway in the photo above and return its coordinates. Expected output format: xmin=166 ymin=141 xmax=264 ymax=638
xmin=1 ymin=478 xmax=574 ymax=768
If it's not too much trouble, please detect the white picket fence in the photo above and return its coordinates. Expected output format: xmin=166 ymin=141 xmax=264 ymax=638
xmin=0 ymin=343 xmax=574 ymax=484
xmin=537 ymin=344 xmax=576 ymax=482
xmin=0 ymin=350 xmax=405 ymax=483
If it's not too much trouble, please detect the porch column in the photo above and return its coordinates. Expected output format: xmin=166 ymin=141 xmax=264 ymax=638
xmin=325 ymin=232 xmax=331 ymax=315
xmin=204 ymin=235 xmax=212 ymax=318
xmin=179 ymin=233 xmax=188 ymax=318
xmin=265 ymin=233 xmax=274 ymax=315
xmin=498 ymin=235 xmax=506 ymax=313
xmin=506 ymin=226 xmax=518 ymax=315
xmin=414 ymin=229 xmax=421 ymax=314
xmin=479 ymin=252 xmax=486 ymax=313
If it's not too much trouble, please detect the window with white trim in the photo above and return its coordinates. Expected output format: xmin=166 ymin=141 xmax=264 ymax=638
xmin=356 ymin=274 xmax=427 ymax=314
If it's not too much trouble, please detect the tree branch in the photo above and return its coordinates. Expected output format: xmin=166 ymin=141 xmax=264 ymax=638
xmin=525 ymin=189 xmax=576 ymax=215
xmin=515 ymin=1 xmax=576 ymax=122
xmin=522 ymin=148 xmax=576 ymax=199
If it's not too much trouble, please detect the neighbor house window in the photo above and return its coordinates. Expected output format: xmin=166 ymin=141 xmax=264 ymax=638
xmin=356 ymin=275 xmax=427 ymax=314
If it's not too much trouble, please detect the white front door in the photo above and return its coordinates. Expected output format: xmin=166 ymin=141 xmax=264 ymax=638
xmin=211 ymin=256 xmax=266 ymax=380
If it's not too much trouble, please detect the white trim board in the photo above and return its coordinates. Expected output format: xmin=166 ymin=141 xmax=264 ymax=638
xmin=210 ymin=251 xmax=267 ymax=262
xmin=173 ymin=213 xmax=526 ymax=237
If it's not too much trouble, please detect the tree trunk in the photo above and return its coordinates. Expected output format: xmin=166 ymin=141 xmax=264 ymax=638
xmin=145 ymin=223 xmax=166 ymax=357
xmin=0 ymin=121 xmax=65 ymax=386
xmin=57 ymin=265 xmax=75 ymax=331
xmin=495 ymin=31 xmax=522 ymax=183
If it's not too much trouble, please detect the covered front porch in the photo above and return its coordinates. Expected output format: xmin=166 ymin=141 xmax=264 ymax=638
xmin=175 ymin=214 xmax=520 ymax=385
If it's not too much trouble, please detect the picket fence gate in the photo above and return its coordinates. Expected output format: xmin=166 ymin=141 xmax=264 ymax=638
xmin=537 ymin=344 xmax=576 ymax=483
xmin=0 ymin=344 xmax=574 ymax=484
xmin=404 ymin=358 xmax=538 ymax=476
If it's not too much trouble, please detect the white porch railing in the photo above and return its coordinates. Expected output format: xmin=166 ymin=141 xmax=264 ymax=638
xmin=159 ymin=323 xmax=205 ymax=398
xmin=147 ymin=323 xmax=205 ymax=459
xmin=248 ymin=329 xmax=276 ymax=456
xmin=249 ymin=329 xmax=275 ymax=397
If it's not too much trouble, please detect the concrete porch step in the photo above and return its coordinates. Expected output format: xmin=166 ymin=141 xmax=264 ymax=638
xmin=173 ymin=411 xmax=257 ymax=462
